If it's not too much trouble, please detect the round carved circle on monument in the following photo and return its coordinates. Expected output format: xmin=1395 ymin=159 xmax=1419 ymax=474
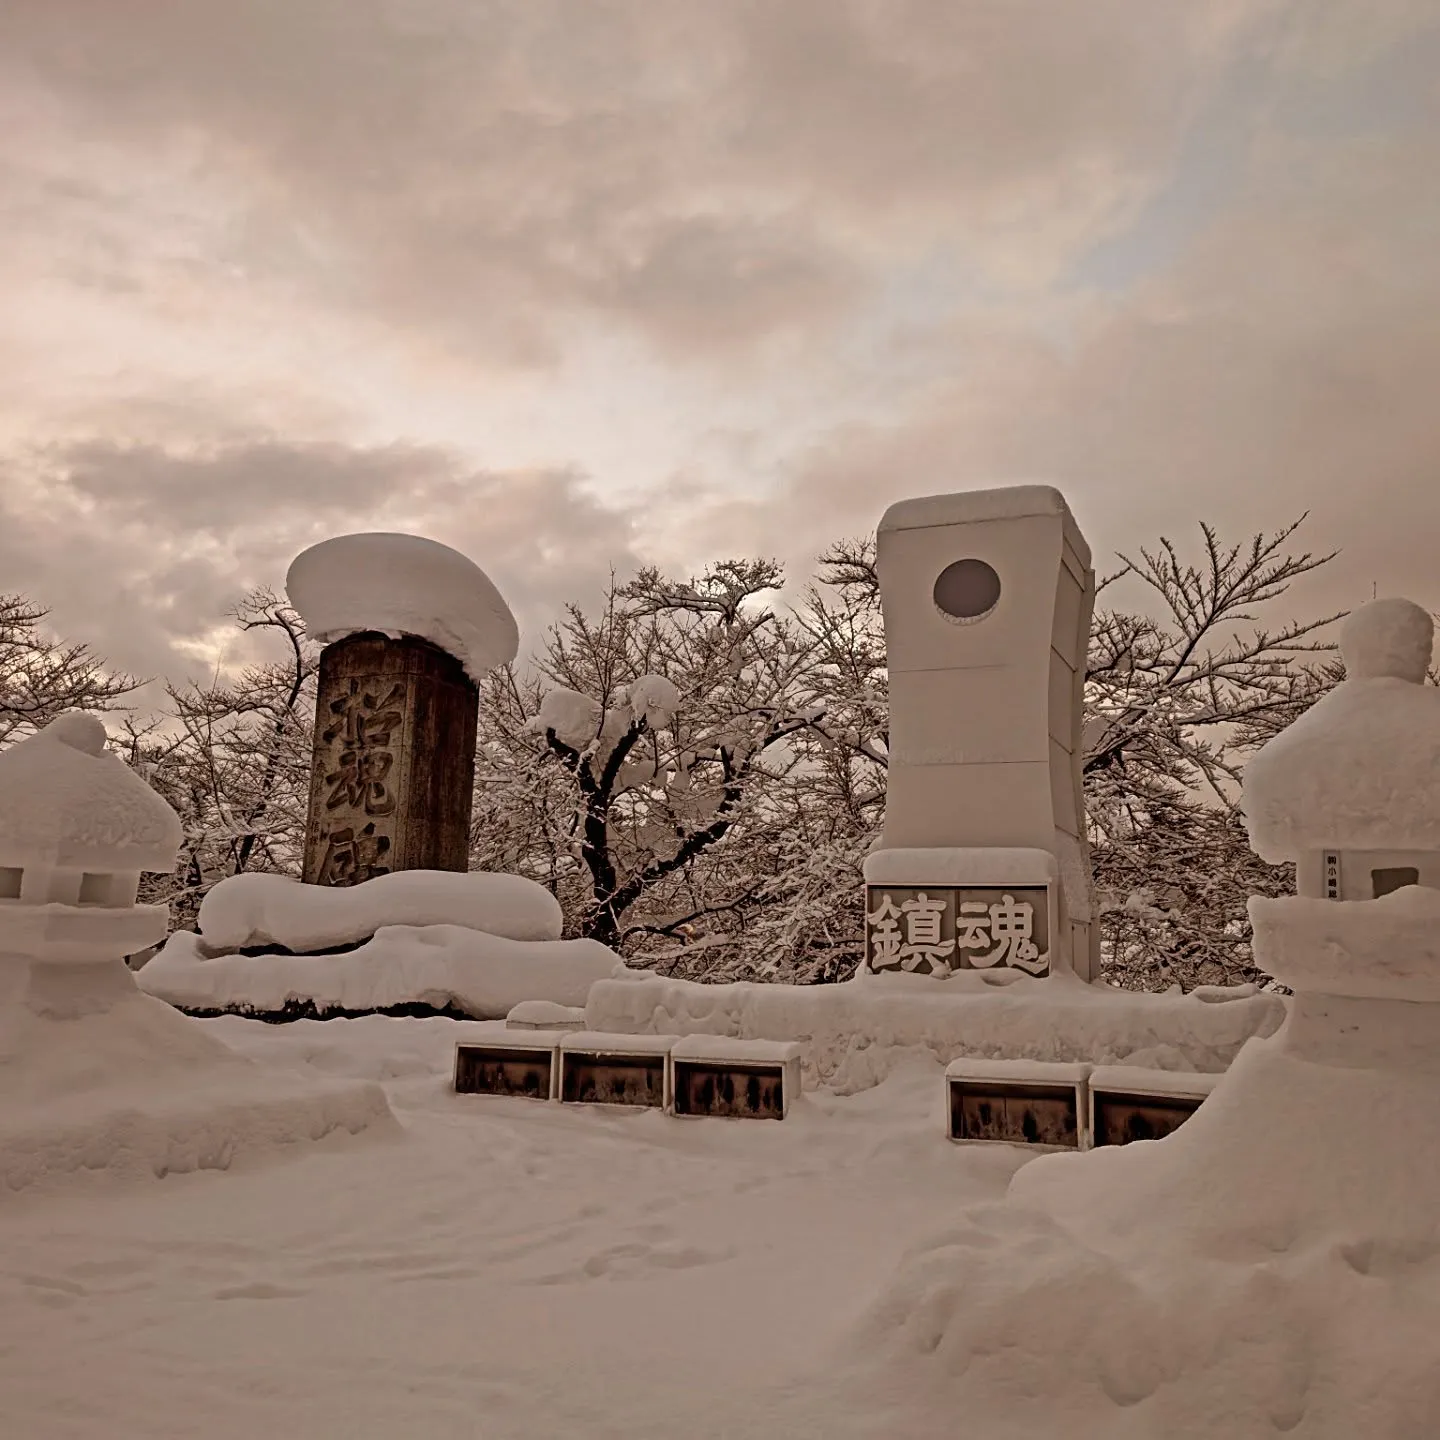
xmin=933 ymin=559 xmax=1001 ymax=623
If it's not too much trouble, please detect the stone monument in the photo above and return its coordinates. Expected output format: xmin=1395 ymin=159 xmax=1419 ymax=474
xmin=287 ymin=533 xmax=520 ymax=887
xmin=864 ymin=486 xmax=1097 ymax=980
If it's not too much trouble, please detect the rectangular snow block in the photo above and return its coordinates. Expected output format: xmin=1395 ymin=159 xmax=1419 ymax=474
xmin=453 ymin=1024 xmax=566 ymax=1101
xmin=669 ymin=1036 xmax=803 ymax=1120
xmin=1087 ymin=1066 xmax=1218 ymax=1147
xmin=945 ymin=1058 xmax=1090 ymax=1149
xmin=558 ymin=1032 xmax=677 ymax=1109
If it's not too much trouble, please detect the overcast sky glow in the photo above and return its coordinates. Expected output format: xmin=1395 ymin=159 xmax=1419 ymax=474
xmin=2 ymin=0 xmax=1437 ymax=694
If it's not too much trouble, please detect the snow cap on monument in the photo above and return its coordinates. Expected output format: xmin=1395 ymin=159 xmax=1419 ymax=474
xmin=0 ymin=711 xmax=182 ymax=871
xmin=286 ymin=532 xmax=519 ymax=682
xmin=1244 ymin=597 xmax=1440 ymax=861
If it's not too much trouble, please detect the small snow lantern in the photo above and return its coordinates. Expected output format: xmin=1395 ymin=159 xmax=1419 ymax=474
xmin=1245 ymin=599 xmax=1440 ymax=903
xmin=1246 ymin=599 xmax=1440 ymax=1007
xmin=0 ymin=712 xmax=182 ymax=965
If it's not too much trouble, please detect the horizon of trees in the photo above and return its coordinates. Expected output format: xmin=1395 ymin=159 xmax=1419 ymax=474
xmin=5 ymin=515 xmax=1404 ymax=992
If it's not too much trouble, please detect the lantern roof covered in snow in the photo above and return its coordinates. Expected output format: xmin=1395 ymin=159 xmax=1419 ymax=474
xmin=0 ymin=712 xmax=182 ymax=873
xmin=1244 ymin=599 xmax=1440 ymax=862
xmin=286 ymin=532 xmax=519 ymax=683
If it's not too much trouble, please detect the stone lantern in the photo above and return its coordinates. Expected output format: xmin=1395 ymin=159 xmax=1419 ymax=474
xmin=0 ymin=712 xmax=181 ymax=976
xmin=1245 ymin=597 xmax=1440 ymax=1012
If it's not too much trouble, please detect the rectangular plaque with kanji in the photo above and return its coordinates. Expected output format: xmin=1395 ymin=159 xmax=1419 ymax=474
xmin=864 ymin=884 xmax=1051 ymax=977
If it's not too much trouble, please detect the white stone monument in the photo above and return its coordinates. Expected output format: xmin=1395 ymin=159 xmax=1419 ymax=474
xmin=865 ymin=486 xmax=1097 ymax=980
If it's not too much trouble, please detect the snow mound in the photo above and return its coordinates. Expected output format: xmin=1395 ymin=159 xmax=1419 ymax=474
xmin=198 ymin=869 xmax=563 ymax=952
xmin=624 ymin=674 xmax=681 ymax=729
xmin=1245 ymin=599 xmax=1440 ymax=858
xmin=286 ymin=532 xmax=519 ymax=682
xmin=507 ymin=999 xmax=587 ymax=1030
xmin=835 ymin=1021 xmax=1440 ymax=1439
xmin=1249 ymin=886 xmax=1440 ymax=1001
xmin=0 ymin=712 xmax=181 ymax=870
xmin=0 ymin=959 xmax=392 ymax=1196
xmin=140 ymin=926 xmax=622 ymax=1019
xmin=585 ymin=970 xmax=1283 ymax=1093
xmin=528 ymin=687 xmax=603 ymax=748
xmin=1340 ymin=596 xmax=1433 ymax=682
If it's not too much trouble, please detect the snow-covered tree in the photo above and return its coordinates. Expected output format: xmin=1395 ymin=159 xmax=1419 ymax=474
xmin=1084 ymin=519 xmax=1342 ymax=988
xmin=0 ymin=594 xmax=138 ymax=743
xmin=123 ymin=589 xmax=316 ymax=928
xmin=471 ymin=563 xmax=819 ymax=951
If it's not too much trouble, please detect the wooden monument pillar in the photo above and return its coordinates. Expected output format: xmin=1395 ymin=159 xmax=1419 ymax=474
xmin=302 ymin=631 xmax=479 ymax=886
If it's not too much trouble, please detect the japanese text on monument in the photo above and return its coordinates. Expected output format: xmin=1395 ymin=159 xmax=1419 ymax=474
xmin=865 ymin=885 xmax=1051 ymax=977
xmin=315 ymin=679 xmax=405 ymax=885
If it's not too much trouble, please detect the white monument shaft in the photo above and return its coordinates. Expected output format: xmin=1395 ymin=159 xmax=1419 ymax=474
xmin=868 ymin=486 xmax=1097 ymax=979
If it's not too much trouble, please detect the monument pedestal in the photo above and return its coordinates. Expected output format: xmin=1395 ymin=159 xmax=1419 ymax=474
xmin=302 ymin=632 xmax=479 ymax=885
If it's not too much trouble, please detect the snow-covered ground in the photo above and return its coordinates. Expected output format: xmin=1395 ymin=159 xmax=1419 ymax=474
xmin=4 ymin=1006 xmax=1439 ymax=1438
xmin=0 ymin=1015 xmax=1025 ymax=1439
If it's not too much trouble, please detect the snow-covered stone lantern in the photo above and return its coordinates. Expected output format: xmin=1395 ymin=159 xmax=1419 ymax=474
xmin=0 ymin=712 xmax=181 ymax=974
xmin=287 ymin=533 xmax=520 ymax=886
xmin=1245 ymin=597 xmax=1440 ymax=1012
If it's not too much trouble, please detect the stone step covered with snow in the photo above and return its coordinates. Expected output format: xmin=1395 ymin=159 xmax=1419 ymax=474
xmin=585 ymin=969 xmax=1284 ymax=1094
xmin=141 ymin=925 xmax=623 ymax=1020
xmin=197 ymin=869 xmax=563 ymax=954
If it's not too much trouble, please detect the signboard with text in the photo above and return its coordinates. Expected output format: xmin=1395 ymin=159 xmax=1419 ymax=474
xmin=864 ymin=884 xmax=1052 ymax=978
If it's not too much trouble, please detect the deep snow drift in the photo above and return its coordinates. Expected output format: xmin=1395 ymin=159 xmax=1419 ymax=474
xmin=824 ymin=1012 xmax=1440 ymax=1440
xmin=0 ymin=1015 xmax=1028 ymax=1440
xmin=141 ymin=868 xmax=609 ymax=1020
xmin=195 ymin=869 xmax=564 ymax=951
xmin=140 ymin=926 xmax=622 ymax=1019
xmin=0 ymin=959 xmax=392 ymax=1195
xmin=587 ymin=967 xmax=1284 ymax=1092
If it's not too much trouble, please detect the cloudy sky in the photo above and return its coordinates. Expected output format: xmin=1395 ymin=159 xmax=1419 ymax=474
xmin=3 ymin=0 xmax=1437 ymax=692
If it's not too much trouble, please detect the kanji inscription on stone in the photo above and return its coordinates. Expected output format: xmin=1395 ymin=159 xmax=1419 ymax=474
xmin=315 ymin=820 xmax=393 ymax=886
xmin=321 ymin=680 xmax=404 ymax=818
xmin=864 ymin=885 xmax=1051 ymax=977
xmin=301 ymin=632 xmax=479 ymax=884
xmin=310 ymin=677 xmax=404 ymax=885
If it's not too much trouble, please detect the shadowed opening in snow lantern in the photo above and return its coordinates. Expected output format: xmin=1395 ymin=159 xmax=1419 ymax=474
xmin=454 ymin=1042 xmax=556 ymax=1100
xmin=947 ymin=1079 xmax=1080 ymax=1148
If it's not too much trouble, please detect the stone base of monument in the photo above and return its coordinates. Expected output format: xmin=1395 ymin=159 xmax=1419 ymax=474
xmin=945 ymin=1058 xmax=1090 ymax=1149
xmin=558 ymin=1033 xmax=675 ymax=1109
xmin=669 ymin=1036 xmax=804 ymax=1120
xmin=453 ymin=1024 xmax=566 ymax=1100
xmin=1086 ymin=1065 xmax=1218 ymax=1147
